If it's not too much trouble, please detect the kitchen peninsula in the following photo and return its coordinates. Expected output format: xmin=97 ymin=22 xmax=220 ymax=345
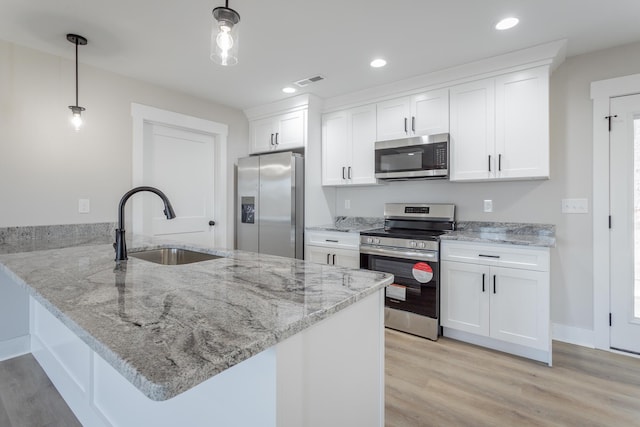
xmin=0 ymin=232 xmax=392 ymax=427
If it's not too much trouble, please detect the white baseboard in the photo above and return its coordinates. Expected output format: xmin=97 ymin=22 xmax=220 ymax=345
xmin=0 ymin=335 xmax=30 ymax=361
xmin=552 ymin=323 xmax=595 ymax=348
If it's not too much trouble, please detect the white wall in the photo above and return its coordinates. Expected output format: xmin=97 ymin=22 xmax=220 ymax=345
xmin=0 ymin=40 xmax=248 ymax=246
xmin=334 ymin=40 xmax=640 ymax=336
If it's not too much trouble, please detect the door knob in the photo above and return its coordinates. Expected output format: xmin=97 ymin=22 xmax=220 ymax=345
xmin=208 ymin=221 xmax=216 ymax=226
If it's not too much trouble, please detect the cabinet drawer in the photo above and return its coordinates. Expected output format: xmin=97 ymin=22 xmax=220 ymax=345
xmin=441 ymin=241 xmax=549 ymax=271
xmin=305 ymin=230 xmax=360 ymax=250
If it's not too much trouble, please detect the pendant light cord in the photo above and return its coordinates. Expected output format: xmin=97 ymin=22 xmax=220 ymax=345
xmin=75 ymin=39 xmax=79 ymax=107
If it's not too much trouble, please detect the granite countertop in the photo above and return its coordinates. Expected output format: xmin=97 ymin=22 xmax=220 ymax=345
xmin=0 ymin=236 xmax=393 ymax=401
xmin=307 ymin=216 xmax=384 ymax=233
xmin=441 ymin=221 xmax=556 ymax=248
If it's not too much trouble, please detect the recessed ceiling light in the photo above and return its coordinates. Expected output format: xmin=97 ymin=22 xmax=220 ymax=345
xmin=495 ymin=17 xmax=519 ymax=30
xmin=370 ymin=58 xmax=387 ymax=68
xmin=282 ymin=87 xmax=296 ymax=94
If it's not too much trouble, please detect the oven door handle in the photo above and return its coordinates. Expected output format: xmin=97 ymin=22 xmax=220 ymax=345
xmin=360 ymin=245 xmax=438 ymax=262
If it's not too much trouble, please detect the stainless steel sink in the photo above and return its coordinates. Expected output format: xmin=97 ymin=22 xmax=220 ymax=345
xmin=129 ymin=248 xmax=223 ymax=265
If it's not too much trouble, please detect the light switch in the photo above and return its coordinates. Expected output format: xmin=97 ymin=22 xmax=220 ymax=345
xmin=78 ymin=198 xmax=90 ymax=214
xmin=561 ymin=198 xmax=588 ymax=214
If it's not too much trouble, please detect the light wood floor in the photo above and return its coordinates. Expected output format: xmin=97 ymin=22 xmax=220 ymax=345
xmin=2 ymin=333 xmax=640 ymax=426
xmin=385 ymin=329 xmax=640 ymax=427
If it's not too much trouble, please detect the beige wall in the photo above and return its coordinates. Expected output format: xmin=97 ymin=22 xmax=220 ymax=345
xmin=0 ymin=41 xmax=249 ymax=245
xmin=334 ymin=40 xmax=640 ymax=335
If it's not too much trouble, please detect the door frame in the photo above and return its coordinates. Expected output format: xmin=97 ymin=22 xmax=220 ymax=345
xmin=131 ymin=103 xmax=228 ymax=248
xmin=591 ymin=73 xmax=640 ymax=350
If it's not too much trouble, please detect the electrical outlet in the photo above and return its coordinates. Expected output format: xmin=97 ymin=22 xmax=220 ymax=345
xmin=562 ymin=198 xmax=588 ymax=214
xmin=344 ymin=199 xmax=351 ymax=209
xmin=78 ymin=198 xmax=90 ymax=214
xmin=483 ymin=200 xmax=493 ymax=213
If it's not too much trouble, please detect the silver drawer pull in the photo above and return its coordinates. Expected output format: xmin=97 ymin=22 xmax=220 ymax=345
xmin=325 ymin=239 xmax=339 ymax=243
xmin=479 ymin=254 xmax=500 ymax=259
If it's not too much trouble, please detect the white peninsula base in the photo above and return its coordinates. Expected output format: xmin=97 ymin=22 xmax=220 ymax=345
xmin=18 ymin=289 xmax=384 ymax=427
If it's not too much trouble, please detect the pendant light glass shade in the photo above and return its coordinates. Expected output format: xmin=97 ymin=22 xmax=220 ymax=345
xmin=211 ymin=2 xmax=240 ymax=66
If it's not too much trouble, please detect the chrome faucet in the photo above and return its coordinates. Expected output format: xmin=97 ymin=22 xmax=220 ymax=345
xmin=114 ymin=186 xmax=176 ymax=261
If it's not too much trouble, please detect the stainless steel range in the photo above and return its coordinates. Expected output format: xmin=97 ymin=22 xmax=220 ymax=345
xmin=360 ymin=203 xmax=455 ymax=340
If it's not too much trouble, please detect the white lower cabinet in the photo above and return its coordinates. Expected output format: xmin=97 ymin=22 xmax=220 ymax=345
xmin=305 ymin=230 xmax=360 ymax=268
xmin=440 ymin=240 xmax=551 ymax=365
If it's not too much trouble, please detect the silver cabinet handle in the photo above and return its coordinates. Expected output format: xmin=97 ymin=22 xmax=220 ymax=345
xmin=332 ymin=254 xmax=336 ymax=265
xmin=326 ymin=253 xmax=330 ymax=264
xmin=482 ymin=273 xmax=485 ymax=292
xmin=342 ymin=167 xmax=346 ymax=179
xmin=488 ymin=155 xmax=492 ymax=172
xmin=404 ymin=117 xmax=408 ymax=133
xmin=325 ymin=239 xmax=339 ymax=243
xmin=479 ymin=254 xmax=500 ymax=259
xmin=412 ymin=116 xmax=415 ymax=133
xmin=270 ymin=134 xmax=274 ymax=145
xmin=493 ymin=275 xmax=497 ymax=294
xmin=275 ymin=132 xmax=279 ymax=144
xmin=498 ymin=154 xmax=502 ymax=171
xmin=348 ymin=166 xmax=352 ymax=179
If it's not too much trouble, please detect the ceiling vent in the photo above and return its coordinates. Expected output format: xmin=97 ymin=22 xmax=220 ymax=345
xmin=294 ymin=75 xmax=325 ymax=87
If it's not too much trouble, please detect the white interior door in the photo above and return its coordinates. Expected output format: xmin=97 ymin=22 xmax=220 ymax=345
xmin=610 ymin=93 xmax=640 ymax=354
xmin=142 ymin=122 xmax=216 ymax=246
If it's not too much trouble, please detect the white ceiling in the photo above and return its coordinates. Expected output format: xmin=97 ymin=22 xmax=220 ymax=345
xmin=1 ymin=0 xmax=640 ymax=110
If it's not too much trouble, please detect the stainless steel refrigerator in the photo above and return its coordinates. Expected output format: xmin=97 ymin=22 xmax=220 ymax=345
xmin=236 ymin=151 xmax=304 ymax=259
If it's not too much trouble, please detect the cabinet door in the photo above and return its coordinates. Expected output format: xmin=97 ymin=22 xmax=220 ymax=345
xmin=305 ymin=245 xmax=331 ymax=265
xmin=348 ymin=104 xmax=377 ymax=185
xmin=322 ymin=111 xmax=349 ymax=186
xmin=275 ymin=110 xmax=306 ymax=150
xmin=411 ymin=88 xmax=449 ymax=136
xmin=449 ymin=78 xmax=495 ymax=181
xmin=376 ymin=97 xmax=411 ymax=141
xmin=332 ymin=247 xmax=360 ymax=268
xmin=490 ymin=266 xmax=549 ymax=349
xmin=250 ymin=117 xmax=276 ymax=154
xmin=440 ymin=261 xmax=490 ymax=336
xmin=495 ymin=68 xmax=549 ymax=179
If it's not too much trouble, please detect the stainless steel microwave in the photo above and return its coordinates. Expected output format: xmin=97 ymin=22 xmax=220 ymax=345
xmin=374 ymin=133 xmax=449 ymax=180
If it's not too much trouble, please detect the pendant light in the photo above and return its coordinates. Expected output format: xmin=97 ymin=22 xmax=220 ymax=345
xmin=211 ymin=0 xmax=240 ymax=66
xmin=67 ymin=33 xmax=87 ymax=131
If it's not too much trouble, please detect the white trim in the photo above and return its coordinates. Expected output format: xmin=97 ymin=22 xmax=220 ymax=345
xmin=591 ymin=73 xmax=640 ymax=351
xmin=0 ymin=335 xmax=30 ymax=361
xmin=551 ymin=323 xmax=595 ymax=348
xmin=131 ymin=103 xmax=228 ymax=248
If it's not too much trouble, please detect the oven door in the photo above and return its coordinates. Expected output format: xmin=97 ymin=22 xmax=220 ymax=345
xmin=374 ymin=136 xmax=448 ymax=180
xmin=360 ymin=249 xmax=439 ymax=319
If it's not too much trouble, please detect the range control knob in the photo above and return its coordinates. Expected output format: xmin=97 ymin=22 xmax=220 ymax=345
xmin=373 ymin=238 xmax=381 ymax=245
xmin=418 ymin=242 xmax=425 ymax=249
xmin=366 ymin=237 xmax=373 ymax=244
xmin=410 ymin=241 xmax=417 ymax=248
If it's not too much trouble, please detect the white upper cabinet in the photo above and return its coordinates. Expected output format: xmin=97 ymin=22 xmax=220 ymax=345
xmin=449 ymin=66 xmax=549 ymax=181
xmin=376 ymin=88 xmax=449 ymax=141
xmin=250 ymin=109 xmax=306 ymax=154
xmin=495 ymin=69 xmax=549 ymax=179
xmin=322 ymin=104 xmax=377 ymax=186
xmin=449 ymin=78 xmax=496 ymax=181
